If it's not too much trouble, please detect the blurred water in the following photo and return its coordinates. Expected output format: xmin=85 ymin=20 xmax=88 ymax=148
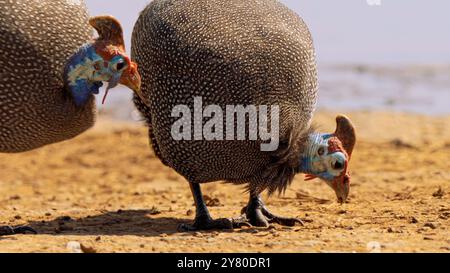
xmin=317 ymin=64 xmax=450 ymax=115
xmin=85 ymin=0 xmax=450 ymax=119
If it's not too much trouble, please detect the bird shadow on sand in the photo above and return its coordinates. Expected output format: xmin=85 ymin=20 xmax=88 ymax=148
xmin=22 ymin=209 xmax=202 ymax=237
xmin=15 ymin=209 xmax=277 ymax=237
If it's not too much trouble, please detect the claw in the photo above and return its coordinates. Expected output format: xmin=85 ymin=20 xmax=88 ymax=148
xmin=178 ymin=217 xmax=233 ymax=232
xmin=241 ymin=200 xmax=305 ymax=227
xmin=267 ymin=216 xmax=304 ymax=227
xmin=261 ymin=206 xmax=304 ymax=227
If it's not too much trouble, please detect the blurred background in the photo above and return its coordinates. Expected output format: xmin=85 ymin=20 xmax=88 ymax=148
xmin=86 ymin=0 xmax=450 ymax=119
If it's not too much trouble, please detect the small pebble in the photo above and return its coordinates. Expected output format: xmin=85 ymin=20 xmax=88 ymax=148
xmin=432 ymin=187 xmax=445 ymax=198
xmin=424 ymin=222 xmax=437 ymax=229
xmin=366 ymin=241 xmax=381 ymax=253
xmin=66 ymin=241 xmax=82 ymax=253
xmin=80 ymin=244 xmax=97 ymax=253
xmin=10 ymin=195 xmax=21 ymax=200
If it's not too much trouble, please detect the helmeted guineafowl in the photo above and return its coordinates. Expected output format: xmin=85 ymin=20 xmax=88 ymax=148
xmin=0 ymin=0 xmax=141 ymax=235
xmin=132 ymin=0 xmax=356 ymax=231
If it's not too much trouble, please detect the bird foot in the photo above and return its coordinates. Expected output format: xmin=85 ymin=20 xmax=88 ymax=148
xmin=178 ymin=216 xmax=235 ymax=232
xmin=0 ymin=225 xmax=37 ymax=236
xmin=261 ymin=206 xmax=304 ymax=227
xmin=240 ymin=205 xmax=304 ymax=227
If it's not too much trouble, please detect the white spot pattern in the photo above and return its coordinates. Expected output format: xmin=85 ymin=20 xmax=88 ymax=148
xmin=132 ymin=0 xmax=318 ymax=192
xmin=0 ymin=0 xmax=95 ymax=152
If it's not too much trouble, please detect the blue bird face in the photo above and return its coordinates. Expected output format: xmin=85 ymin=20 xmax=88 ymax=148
xmin=302 ymin=134 xmax=347 ymax=180
xmin=64 ymin=44 xmax=141 ymax=106
xmin=63 ymin=15 xmax=142 ymax=107
xmin=301 ymin=132 xmax=351 ymax=203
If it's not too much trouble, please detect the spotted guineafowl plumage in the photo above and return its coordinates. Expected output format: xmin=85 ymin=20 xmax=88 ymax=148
xmin=0 ymin=0 xmax=95 ymax=152
xmin=0 ymin=0 xmax=141 ymax=235
xmin=0 ymin=0 xmax=141 ymax=153
xmin=132 ymin=0 xmax=356 ymax=231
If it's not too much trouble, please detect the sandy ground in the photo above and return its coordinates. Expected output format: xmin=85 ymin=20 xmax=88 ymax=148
xmin=0 ymin=111 xmax=449 ymax=253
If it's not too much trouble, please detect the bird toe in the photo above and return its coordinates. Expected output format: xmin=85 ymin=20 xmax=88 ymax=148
xmin=178 ymin=217 xmax=233 ymax=232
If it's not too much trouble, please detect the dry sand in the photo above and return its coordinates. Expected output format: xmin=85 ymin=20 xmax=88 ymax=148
xmin=0 ymin=111 xmax=449 ymax=253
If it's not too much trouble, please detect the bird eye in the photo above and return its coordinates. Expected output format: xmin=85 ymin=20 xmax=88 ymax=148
xmin=332 ymin=161 xmax=344 ymax=170
xmin=317 ymin=147 xmax=325 ymax=156
xmin=116 ymin=61 xmax=126 ymax=71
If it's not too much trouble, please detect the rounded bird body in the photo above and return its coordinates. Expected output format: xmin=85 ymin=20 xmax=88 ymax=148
xmin=0 ymin=0 xmax=141 ymax=235
xmin=132 ymin=0 xmax=318 ymax=189
xmin=0 ymin=0 xmax=141 ymax=153
xmin=132 ymin=0 xmax=356 ymax=230
xmin=0 ymin=0 xmax=95 ymax=152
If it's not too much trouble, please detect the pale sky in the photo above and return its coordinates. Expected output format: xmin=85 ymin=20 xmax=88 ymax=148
xmin=85 ymin=0 xmax=450 ymax=65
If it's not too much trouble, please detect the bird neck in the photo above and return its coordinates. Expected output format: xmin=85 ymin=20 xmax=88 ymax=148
xmin=296 ymin=133 xmax=315 ymax=174
xmin=64 ymin=43 xmax=103 ymax=107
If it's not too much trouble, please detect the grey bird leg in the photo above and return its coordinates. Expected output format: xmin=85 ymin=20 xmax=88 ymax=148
xmin=178 ymin=182 xmax=234 ymax=231
xmin=241 ymin=194 xmax=304 ymax=227
xmin=0 ymin=225 xmax=37 ymax=236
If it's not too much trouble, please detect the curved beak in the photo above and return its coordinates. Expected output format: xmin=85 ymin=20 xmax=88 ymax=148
xmin=332 ymin=174 xmax=350 ymax=203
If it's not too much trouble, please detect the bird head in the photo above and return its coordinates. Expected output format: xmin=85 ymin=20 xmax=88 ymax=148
xmin=301 ymin=115 xmax=356 ymax=203
xmin=64 ymin=15 xmax=141 ymax=106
